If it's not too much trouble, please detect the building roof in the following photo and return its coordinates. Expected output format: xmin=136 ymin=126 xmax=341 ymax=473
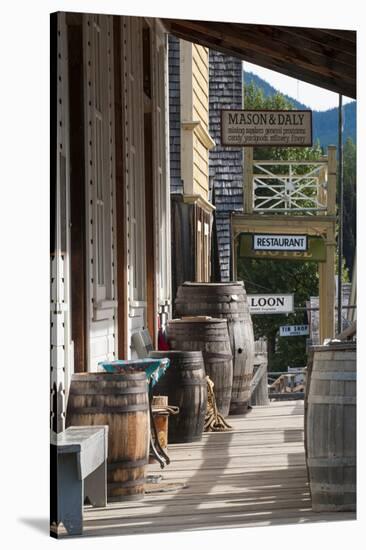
xmin=163 ymin=19 xmax=356 ymax=98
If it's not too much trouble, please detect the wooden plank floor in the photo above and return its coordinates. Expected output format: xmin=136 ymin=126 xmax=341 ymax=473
xmin=77 ymin=401 xmax=355 ymax=537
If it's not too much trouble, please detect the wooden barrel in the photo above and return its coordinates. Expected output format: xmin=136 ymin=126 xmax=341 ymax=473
xmin=306 ymin=342 xmax=356 ymax=512
xmin=175 ymin=282 xmax=254 ymax=414
xmin=149 ymin=395 xmax=169 ymax=463
xmin=149 ymin=351 xmax=207 ymax=443
xmin=167 ymin=318 xmax=232 ymax=417
xmin=66 ymin=372 xmax=149 ymax=501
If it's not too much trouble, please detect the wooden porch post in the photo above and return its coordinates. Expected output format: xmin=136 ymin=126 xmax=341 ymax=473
xmin=114 ymin=16 xmax=128 ymax=359
xmin=243 ymin=147 xmax=253 ymax=214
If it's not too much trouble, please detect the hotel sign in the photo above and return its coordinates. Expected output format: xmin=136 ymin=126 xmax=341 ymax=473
xmin=279 ymin=325 xmax=309 ymax=337
xmin=239 ymin=234 xmax=326 ymax=262
xmin=248 ymin=294 xmax=294 ymax=314
xmin=221 ymin=109 xmax=313 ymax=147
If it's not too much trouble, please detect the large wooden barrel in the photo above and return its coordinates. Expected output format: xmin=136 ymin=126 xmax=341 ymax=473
xmin=306 ymin=342 xmax=356 ymax=511
xmin=175 ymin=282 xmax=254 ymax=414
xmin=149 ymin=351 xmax=207 ymax=443
xmin=167 ymin=318 xmax=233 ymax=417
xmin=66 ymin=372 xmax=149 ymax=501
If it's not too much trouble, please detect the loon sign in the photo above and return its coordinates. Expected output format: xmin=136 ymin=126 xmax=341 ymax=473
xmin=248 ymin=294 xmax=294 ymax=314
xmin=221 ymin=109 xmax=312 ymax=147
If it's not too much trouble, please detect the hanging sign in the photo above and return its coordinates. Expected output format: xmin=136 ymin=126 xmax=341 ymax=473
xmin=239 ymin=234 xmax=326 ymax=262
xmin=248 ymin=294 xmax=294 ymax=314
xmin=279 ymin=325 xmax=309 ymax=337
xmin=221 ymin=109 xmax=313 ymax=147
xmin=253 ymin=234 xmax=307 ymax=252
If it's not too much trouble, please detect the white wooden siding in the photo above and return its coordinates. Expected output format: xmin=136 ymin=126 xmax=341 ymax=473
xmin=51 ymin=12 xmax=72 ymax=432
xmin=121 ymin=17 xmax=147 ymax=358
xmin=152 ymin=22 xmax=171 ymax=318
xmin=84 ymin=14 xmax=117 ymax=371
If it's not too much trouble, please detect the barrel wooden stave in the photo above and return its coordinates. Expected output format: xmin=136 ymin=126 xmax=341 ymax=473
xmin=167 ymin=319 xmax=232 ymax=417
xmin=150 ymin=351 xmax=207 ymax=443
xmin=176 ymin=282 xmax=254 ymax=414
xmin=66 ymin=372 xmax=149 ymax=501
xmin=306 ymin=344 xmax=356 ymax=512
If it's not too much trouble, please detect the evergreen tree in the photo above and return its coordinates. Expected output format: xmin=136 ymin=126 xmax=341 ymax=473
xmin=342 ymin=137 xmax=356 ymax=277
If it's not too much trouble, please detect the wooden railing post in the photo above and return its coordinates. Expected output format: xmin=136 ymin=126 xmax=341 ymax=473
xmin=318 ymin=155 xmax=327 ymax=211
xmin=243 ymin=147 xmax=253 ymax=213
xmin=251 ymin=339 xmax=269 ymax=406
xmin=327 ymin=145 xmax=337 ymax=216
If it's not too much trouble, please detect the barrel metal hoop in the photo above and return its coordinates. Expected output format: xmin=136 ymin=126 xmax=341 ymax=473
xmin=311 ymin=372 xmax=356 ymax=381
xmin=204 ymin=353 xmax=233 ymax=360
xmin=72 ymin=372 xmax=147 ymax=381
xmin=108 ymin=458 xmax=148 ymax=470
xmin=308 ymin=396 xmax=356 ymax=405
xmin=108 ymin=478 xmax=146 ymax=488
xmin=308 ymin=457 xmax=356 ymax=467
xmin=158 ymin=379 xmax=206 ymax=386
xmin=69 ymin=404 xmax=149 ymax=414
xmin=70 ymin=386 xmax=147 ymax=395
xmin=310 ymin=482 xmax=356 ymax=493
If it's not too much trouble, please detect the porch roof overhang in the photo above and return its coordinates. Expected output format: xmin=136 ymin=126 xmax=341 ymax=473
xmin=163 ymin=19 xmax=356 ymax=99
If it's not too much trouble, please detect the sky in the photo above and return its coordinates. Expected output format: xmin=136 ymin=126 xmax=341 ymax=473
xmin=243 ymin=61 xmax=354 ymax=112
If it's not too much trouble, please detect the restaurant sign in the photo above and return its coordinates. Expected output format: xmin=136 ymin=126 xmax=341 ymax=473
xmin=239 ymin=234 xmax=326 ymax=262
xmin=248 ymin=294 xmax=294 ymax=314
xmin=221 ymin=109 xmax=312 ymax=147
xmin=253 ymin=234 xmax=307 ymax=252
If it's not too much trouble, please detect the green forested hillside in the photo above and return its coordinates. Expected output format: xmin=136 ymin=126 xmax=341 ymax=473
xmin=244 ymin=72 xmax=356 ymax=151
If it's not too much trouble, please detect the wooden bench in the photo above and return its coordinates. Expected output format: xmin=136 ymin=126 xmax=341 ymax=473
xmin=50 ymin=425 xmax=108 ymax=536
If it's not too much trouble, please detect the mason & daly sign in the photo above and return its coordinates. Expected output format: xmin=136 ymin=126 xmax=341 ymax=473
xmin=221 ymin=109 xmax=312 ymax=147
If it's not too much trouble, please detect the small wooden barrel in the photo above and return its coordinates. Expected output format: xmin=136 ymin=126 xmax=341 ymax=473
xmin=167 ymin=319 xmax=232 ymax=417
xmin=306 ymin=342 xmax=356 ymax=512
xmin=149 ymin=351 xmax=207 ymax=443
xmin=66 ymin=372 xmax=149 ymax=501
xmin=175 ymin=282 xmax=254 ymax=414
xmin=149 ymin=395 xmax=169 ymax=463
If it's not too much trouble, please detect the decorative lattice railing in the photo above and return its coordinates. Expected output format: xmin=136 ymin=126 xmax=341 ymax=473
xmin=252 ymin=160 xmax=328 ymax=214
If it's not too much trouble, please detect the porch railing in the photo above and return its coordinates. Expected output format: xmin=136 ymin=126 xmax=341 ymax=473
xmin=244 ymin=146 xmax=336 ymax=216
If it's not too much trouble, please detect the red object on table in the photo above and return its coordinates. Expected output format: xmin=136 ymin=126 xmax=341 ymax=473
xmin=158 ymin=316 xmax=170 ymax=351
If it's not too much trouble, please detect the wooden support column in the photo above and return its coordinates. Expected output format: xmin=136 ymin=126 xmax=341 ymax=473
xmin=243 ymin=147 xmax=253 ymax=213
xmin=67 ymin=14 xmax=87 ymax=372
xmin=319 ymin=227 xmax=336 ymax=343
xmin=319 ymin=260 xmax=327 ymax=343
xmin=325 ymin=227 xmax=336 ymax=340
xmin=231 ymin=229 xmax=239 ymax=282
xmin=319 ymin=145 xmax=336 ymax=342
xmin=114 ymin=16 xmax=128 ymax=359
xmin=317 ymin=155 xmax=327 ymax=208
xmin=327 ymin=145 xmax=337 ymax=216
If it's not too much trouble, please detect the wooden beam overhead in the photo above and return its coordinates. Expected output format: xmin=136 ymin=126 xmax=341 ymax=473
xmin=164 ymin=19 xmax=356 ymax=98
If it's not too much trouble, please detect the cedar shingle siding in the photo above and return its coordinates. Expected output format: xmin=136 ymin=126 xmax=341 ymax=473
xmin=209 ymin=50 xmax=243 ymax=281
xmin=168 ymin=36 xmax=183 ymax=194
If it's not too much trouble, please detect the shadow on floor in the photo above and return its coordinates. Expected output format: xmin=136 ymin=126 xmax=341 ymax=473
xmin=18 ymin=517 xmax=49 ymax=536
